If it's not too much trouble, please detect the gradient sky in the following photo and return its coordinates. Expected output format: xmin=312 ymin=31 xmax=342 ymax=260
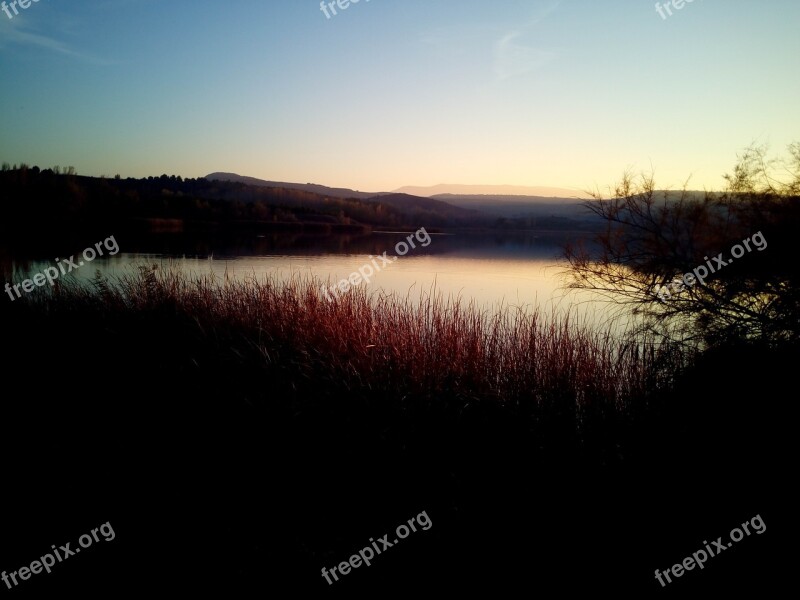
xmin=1 ymin=0 xmax=798 ymax=193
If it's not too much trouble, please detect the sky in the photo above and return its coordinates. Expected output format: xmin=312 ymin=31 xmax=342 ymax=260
xmin=0 ymin=0 xmax=798 ymax=193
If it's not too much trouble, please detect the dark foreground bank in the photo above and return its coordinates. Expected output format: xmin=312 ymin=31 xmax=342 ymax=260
xmin=0 ymin=270 xmax=793 ymax=596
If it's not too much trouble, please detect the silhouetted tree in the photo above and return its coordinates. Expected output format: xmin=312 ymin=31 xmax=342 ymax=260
xmin=565 ymin=143 xmax=800 ymax=347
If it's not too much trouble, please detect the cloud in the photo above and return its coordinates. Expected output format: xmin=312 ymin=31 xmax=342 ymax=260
xmin=492 ymin=0 xmax=561 ymax=81
xmin=416 ymin=0 xmax=562 ymax=83
xmin=0 ymin=12 xmax=115 ymax=65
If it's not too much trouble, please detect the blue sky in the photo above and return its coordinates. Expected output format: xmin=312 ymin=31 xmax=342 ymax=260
xmin=0 ymin=0 xmax=798 ymax=192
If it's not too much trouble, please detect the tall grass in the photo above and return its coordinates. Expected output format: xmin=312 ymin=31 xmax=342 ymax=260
xmin=17 ymin=265 xmax=690 ymax=422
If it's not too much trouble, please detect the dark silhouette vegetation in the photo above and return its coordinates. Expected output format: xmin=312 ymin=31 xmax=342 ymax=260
xmin=0 ymin=266 xmax=792 ymax=594
xmin=0 ymin=164 xmax=484 ymax=244
xmin=566 ymin=143 xmax=800 ymax=347
xmin=0 ymin=146 xmax=794 ymax=593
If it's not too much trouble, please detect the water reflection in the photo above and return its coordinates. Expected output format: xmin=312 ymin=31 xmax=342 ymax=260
xmin=2 ymin=231 xmax=606 ymax=319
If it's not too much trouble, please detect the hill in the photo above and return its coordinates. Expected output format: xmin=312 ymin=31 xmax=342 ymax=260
xmin=206 ymin=172 xmax=380 ymax=200
xmin=0 ymin=168 xmax=490 ymax=246
xmin=394 ymin=184 xmax=592 ymax=198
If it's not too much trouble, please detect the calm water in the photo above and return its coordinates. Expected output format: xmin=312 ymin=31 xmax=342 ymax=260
xmin=4 ymin=232 xmax=616 ymax=325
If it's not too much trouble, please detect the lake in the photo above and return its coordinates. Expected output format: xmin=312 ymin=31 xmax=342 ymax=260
xmin=3 ymin=231 xmax=617 ymax=326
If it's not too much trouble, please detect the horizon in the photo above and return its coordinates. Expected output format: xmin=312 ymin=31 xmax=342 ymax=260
xmin=1 ymin=1 xmax=799 ymax=192
xmin=0 ymin=166 xmax=750 ymax=200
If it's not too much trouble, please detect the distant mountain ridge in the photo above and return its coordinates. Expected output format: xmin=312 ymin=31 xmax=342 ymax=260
xmin=394 ymin=184 xmax=592 ymax=199
xmin=206 ymin=172 xmax=381 ymax=200
xmin=205 ymin=172 xmax=598 ymax=224
xmin=207 ymin=172 xmax=712 ymax=229
xmin=205 ymin=172 xmax=481 ymax=225
xmin=366 ymin=193 xmax=479 ymax=219
xmin=206 ymin=173 xmax=594 ymax=202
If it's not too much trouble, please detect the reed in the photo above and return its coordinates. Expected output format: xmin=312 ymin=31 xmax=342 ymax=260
xmin=13 ymin=265 xmax=690 ymax=423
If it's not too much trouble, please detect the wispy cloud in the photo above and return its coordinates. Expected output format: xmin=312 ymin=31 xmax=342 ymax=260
xmin=418 ymin=0 xmax=562 ymax=83
xmin=0 ymin=14 xmax=115 ymax=65
xmin=493 ymin=0 xmax=561 ymax=81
